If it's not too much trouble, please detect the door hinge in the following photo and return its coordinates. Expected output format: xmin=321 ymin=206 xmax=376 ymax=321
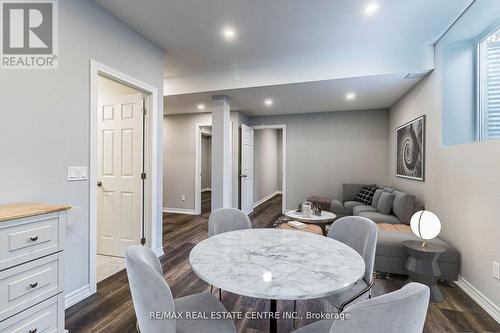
xmin=141 ymin=172 xmax=146 ymax=180
xmin=142 ymin=107 xmax=147 ymax=116
xmin=141 ymin=237 xmax=146 ymax=245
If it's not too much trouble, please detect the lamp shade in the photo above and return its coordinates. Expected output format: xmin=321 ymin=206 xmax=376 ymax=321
xmin=410 ymin=210 xmax=441 ymax=240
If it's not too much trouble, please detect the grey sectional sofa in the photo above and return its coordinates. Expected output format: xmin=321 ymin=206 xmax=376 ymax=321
xmin=310 ymin=183 xmax=460 ymax=281
xmin=330 ymin=183 xmax=416 ymax=225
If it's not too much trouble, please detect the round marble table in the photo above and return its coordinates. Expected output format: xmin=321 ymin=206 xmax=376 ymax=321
xmin=285 ymin=210 xmax=337 ymax=234
xmin=189 ymin=229 xmax=365 ymax=333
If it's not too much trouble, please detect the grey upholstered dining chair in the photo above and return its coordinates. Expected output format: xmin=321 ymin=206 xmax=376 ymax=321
xmin=326 ymin=216 xmax=377 ymax=311
xmin=125 ymin=245 xmax=236 ymax=333
xmin=208 ymin=207 xmax=252 ymax=237
xmin=208 ymin=207 xmax=252 ymax=299
xmin=292 ymin=282 xmax=430 ymax=333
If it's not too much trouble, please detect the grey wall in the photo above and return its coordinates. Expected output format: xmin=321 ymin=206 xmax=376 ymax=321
xmin=253 ymin=129 xmax=282 ymax=204
xmin=163 ymin=111 xmax=243 ymax=210
xmin=0 ymin=0 xmax=164 ymax=298
xmin=388 ymin=0 xmax=500 ymax=308
xmin=249 ymin=110 xmax=389 ymax=208
xmin=201 ymin=135 xmax=212 ymax=189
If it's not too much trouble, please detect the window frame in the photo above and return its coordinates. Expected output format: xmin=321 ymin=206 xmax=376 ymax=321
xmin=476 ymin=23 xmax=500 ymax=141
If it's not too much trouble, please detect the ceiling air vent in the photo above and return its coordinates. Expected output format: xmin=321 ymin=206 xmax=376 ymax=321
xmin=404 ymin=71 xmax=431 ymax=80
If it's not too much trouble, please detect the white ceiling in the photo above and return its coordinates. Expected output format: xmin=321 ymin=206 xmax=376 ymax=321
xmin=96 ymin=0 xmax=471 ymax=115
xmin=95 ymin=0 xmax=472 ymax=78
xmin=165 ymin=72 xmax=427 ymax=116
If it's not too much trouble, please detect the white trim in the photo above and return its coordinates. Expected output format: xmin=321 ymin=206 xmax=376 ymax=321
xmin=89 ymin=60 xmax=161 ymax=296
xmin=153 ymin=247 xmax=165 ymax=257
xmin=455 ymin=275 xmax=500 ymax=324
xmin=194 ymin=122 xmax=212 ymax=215
xmin=201 ymin=188 xmax=212 ymax=192
xmin=65 ymin=284 xmax=91 ymax=309
xmin=251 ymin=124 xmax=287 ymax=213
xmin=163 ymin=207 xmax=198 ymax=215
xmin=253 ymin=191 xmax=282 ymax=209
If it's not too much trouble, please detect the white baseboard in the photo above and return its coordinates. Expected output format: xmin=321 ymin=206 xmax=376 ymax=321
xmin=163 ymin=207 xmax=197 ymax=215
xmin=455 ymin=275 xmax=500 ymax=324
xmin=65 ymin=284 xmax=91 ymax=309
xmin=154 ymin=247 xmax=165 ymax=257
xmin=201 ymin=188 xmax=212 ymax=192
xmin=253 ymin=191 xmax=282 ymax=209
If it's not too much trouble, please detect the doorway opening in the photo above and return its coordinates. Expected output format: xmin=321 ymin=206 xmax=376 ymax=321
xmin=94 ymin=74 xmax=146 ymax=282
xmin=86 ymin=60 xmax=161 ymax=301
xmin=200 ymin=126 xmax=212 ymax=214
xmin=240 ymin=124 xmax=286 ymax=215
xmin=252 ymin=127 xmax=284 ymax=212
xmin=194 ymin=122 xmax=212 ymax=215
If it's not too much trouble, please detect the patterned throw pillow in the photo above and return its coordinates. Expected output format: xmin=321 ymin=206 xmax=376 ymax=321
xmin=355 ymin=185 xmax=377 ymax=205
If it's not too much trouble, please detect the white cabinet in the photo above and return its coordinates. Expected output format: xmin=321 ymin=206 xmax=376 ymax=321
xmin=0 ymin=204 xmax=69 ymax=333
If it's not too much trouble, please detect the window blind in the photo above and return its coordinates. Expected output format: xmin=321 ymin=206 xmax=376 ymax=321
xmin=484 ymin=31 xmax=500 ymax=139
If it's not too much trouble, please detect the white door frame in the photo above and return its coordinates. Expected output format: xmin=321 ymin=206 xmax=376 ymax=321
xmin=89 ymin=60 xmax=161 ymax=295
xmin=194 ymin=122 xmax=212 ymax=215
xmin=251 ymin=124 xmax=287 ymax=213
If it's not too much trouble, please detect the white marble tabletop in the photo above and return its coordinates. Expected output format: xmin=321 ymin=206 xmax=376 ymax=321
xmin=285 ymin=210 xmax=337 ymax=223
xmin=189 ymin=229 xmax=365 ymax=300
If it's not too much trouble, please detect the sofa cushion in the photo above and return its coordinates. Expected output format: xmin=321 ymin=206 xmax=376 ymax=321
xmin=343 ymin=200 xmax=364 ymax=215
xmin=358 ymin=211 xmax=400 ymax=224
xmin=377 ymin=192 xmax=395 ymax=215
xmin=392 ymin=191 xmax=416 ymax=225
xmin=376 ymin=230 xmax=460 ymax=265
xmin=383 ymin=186 xmax=394 ymax=193
xmin=353 ymin=205 xmax=377 ymax=215
xmin=371 ymin=189 xmax=383 ymax=208
xmin=354 ymin=185 xmax=377 ymax=205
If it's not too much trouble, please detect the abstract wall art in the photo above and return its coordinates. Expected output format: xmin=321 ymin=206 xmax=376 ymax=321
xmin=396 ymin=115 xmax=425 ymax=181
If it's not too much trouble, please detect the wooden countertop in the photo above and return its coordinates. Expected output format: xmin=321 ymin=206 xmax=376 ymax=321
xmin=0 ymin=203 xmax=71 ymax=222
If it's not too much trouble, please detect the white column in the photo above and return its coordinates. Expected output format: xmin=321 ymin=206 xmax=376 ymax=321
xmin=211 ymin=95 xmax=232 ymax=211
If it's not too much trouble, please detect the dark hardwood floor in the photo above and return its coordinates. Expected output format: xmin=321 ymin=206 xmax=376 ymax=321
xmin=66 ymin=193 xmax=500 ymax=332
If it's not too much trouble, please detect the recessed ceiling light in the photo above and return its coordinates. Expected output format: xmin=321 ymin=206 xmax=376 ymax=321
xmin=197 ymin=103 xmax=206 ymax=110
xmin=264 ymin=98 xmax=274 ymax=106
xmin=346 ymin=93 xmax=356 ymax=101
xmin=222 ymin=26 xmax=237 ymax=41
xmin=364 ymin=2 xmax=379 ymax=16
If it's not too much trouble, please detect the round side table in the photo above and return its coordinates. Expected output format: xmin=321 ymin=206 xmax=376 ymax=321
xmin=403 ymin=240 xmax=446 ymax=302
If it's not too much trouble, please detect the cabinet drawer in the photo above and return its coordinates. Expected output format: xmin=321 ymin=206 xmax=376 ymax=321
xmin=0 ymin=293 xmax=63 ymax=333
xmin=0 ymin=253 xmax=61 ymax=321
xmin=0 ymin=213 xmax=63 ymax=271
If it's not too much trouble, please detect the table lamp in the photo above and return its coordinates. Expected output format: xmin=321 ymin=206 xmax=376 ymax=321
xmin=410 ymin=210 xmax=441 ymax=247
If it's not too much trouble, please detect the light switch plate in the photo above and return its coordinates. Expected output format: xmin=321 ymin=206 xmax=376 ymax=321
xmin=67 ymin=166 xmax=88 ymax=182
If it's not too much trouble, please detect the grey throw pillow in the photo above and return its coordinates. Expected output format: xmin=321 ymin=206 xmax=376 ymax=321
xmin=377 ymin=192 xmax=395 ymax=215
xmin=371 ymin=189 xmax=383 ymax=208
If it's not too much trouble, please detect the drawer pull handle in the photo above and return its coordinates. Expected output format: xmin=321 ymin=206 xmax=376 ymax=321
xmin=30 ymin=235 xmax=39 ymax=241
xmin=29 ymin=329 xmax=37 ymax=333
xmin=29 ymin=282 xmax=38 ymax=288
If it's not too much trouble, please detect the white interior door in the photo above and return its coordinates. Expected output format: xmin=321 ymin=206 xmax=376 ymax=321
xmin=240 ymin=124 xmax=254 ymax=214
xmin=97 ymin=94 xmax=144 ymax=257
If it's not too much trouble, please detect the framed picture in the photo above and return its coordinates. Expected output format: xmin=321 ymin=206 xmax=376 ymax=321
xmin=396 ymin=115 xmax=425 ymax=181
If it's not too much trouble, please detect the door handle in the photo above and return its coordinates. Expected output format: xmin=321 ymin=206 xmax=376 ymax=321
xmin=240 ymin=174 xmax=247 ymax=178
xmin=97 ymin=181 xmax=102 ymax=187
xmin=29 ymin=282 xmax=38 ymax=288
